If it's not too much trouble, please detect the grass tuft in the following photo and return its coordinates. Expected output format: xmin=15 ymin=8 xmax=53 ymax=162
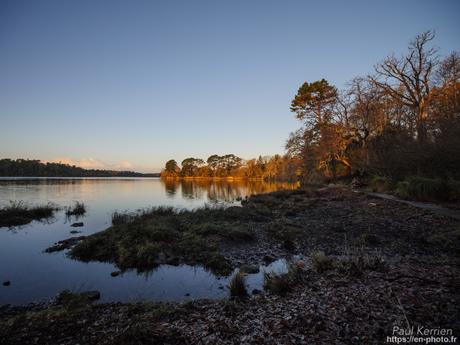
xmin=65 ymin=201 xmax=86 ymax=217
xmin=311 ymin=250 xmax=334 ymax=273
xmin=263 ymin=263 xmax=300 ymax=295
xmin=370 ymin=176 xmax=392 ymax=193
xmin=229 ymin=272 xmax=248 ymax=298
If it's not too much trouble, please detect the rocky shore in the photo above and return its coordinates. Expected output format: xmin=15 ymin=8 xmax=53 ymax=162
xmin=1 ymin=186 xmax=459 ymax=344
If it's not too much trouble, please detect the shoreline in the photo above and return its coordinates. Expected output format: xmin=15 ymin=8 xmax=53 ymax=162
xmin=1 ymin=186 xmax=459 ymax=344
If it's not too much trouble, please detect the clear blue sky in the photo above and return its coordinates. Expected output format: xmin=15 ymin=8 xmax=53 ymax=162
xmin=1 ymin=0 xmax=459 ymax=172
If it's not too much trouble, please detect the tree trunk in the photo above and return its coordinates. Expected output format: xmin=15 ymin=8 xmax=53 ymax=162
xmin=416 ymin=101 xmax=428 ymax=143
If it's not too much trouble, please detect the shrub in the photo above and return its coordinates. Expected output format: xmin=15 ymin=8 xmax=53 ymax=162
xmin=229 ymin=272 xmax=248 ymax=298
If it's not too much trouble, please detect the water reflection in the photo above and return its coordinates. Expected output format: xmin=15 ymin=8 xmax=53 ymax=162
xmin=160 ymin=179 xmax=299 ymax=203
xmin=0 ymin=178 xmax=298 ymax=305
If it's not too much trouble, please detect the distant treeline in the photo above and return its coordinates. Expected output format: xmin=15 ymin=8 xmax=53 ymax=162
xmin=0 ymin=159 xmax=159 ymax=177
xmin=161 ymin=154 xmax=300 ymax=181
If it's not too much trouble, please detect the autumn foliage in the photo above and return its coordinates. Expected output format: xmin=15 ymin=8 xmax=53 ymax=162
xmin=287 ymin=32 xmax=460 ymax=183
xmin=161 ymin=154 xmax=300 ymax=181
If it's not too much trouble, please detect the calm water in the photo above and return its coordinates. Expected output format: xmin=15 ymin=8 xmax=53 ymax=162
xmin=0 ymin=178 xmax=297 ymax=305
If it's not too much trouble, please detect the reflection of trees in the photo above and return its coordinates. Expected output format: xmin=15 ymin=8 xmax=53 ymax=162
xmin=246 ymin=181 xmax=299 ymax=196
xmin=206 ymin=181 xmax=243 ymax=203
xmin=162 ymin=179 xmax=179 ymax=197
xmin=160 ymin=179 xmax=299 ymax=202
xmin=180 ymin=180 xmax=206 ymax=200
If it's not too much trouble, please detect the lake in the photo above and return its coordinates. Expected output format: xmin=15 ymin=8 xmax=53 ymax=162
xmin=0 ymin=177 xmax=298 ymax=305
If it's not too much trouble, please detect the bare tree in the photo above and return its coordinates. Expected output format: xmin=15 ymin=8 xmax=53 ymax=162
xmin=371 ymin=31 xmax=437 ymax=142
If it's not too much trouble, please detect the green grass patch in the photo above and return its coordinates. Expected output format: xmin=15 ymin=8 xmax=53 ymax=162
xmin=70 ymin=206 xmax=261 ymax=275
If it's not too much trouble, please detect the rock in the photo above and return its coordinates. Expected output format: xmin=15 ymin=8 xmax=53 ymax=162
xmin=252 ymin=289 xmax=262 ymax=295
xmin=185 ymin=293 xmax=190 ymax=296
xmin=218 ymin=285 xmax=224 ymax=290
xmin=70 ymin=230 xmax=82 ymax=234
xmin=71 ymin=222 xmax=84 ymax=227
xmin=2 ymin=281 xmax=11 ymax=287
xmin=110 ymin=271 xmax=120 ymax=277
xmin=240 ymin=264 xmax=260 ymax=274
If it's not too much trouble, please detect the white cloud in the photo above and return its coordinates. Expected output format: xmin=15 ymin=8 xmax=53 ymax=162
xmin=46 ymin=157 xmax=151 ymax=172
